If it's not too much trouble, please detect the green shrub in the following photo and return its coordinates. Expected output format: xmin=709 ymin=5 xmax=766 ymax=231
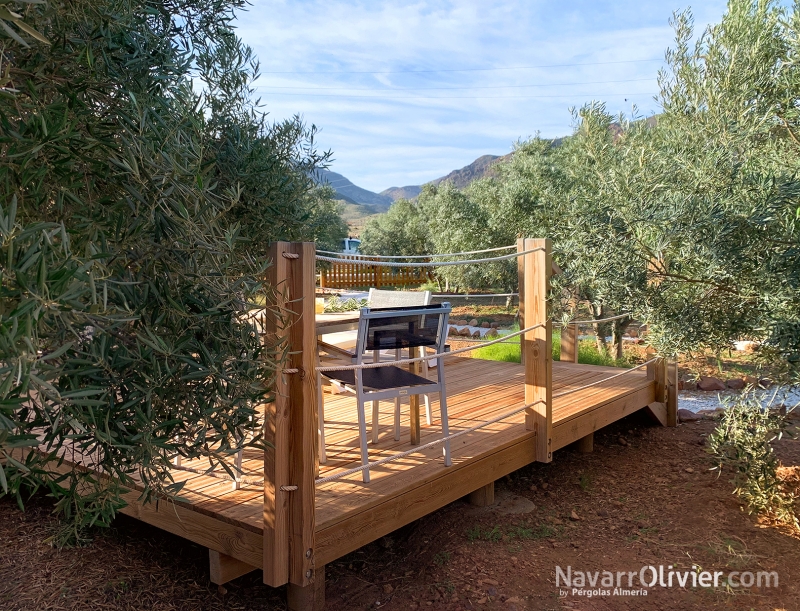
xmin=708 ymin=398 xmax=797 ymax=527
xmin=323 ymin=296 xmax=368 ymax=312
xmin=0 ymin=0 xmax=341 ymax=544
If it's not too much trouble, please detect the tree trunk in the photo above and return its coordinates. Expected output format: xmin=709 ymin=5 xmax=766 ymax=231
xmin=620 ymin=316 xmax=634 ymax=359
xmin=592 ymin=303 xmax=608 ymax=354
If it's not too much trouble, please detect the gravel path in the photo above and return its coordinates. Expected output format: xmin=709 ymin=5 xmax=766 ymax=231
xmin=679 ymin=386 xmax=800 ymax=413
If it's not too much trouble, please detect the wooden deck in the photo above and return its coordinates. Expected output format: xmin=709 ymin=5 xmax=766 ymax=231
xmin=79 ymin=356 xmax=657 ymax=574
xmin=25 ymin=240 xmax=678 ymax=610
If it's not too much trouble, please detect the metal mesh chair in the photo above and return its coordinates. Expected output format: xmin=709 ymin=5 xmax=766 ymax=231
xmin=319 ymin=303 xmax=452 ymax=483
xmin=367 ymin=289 xmax=435 ymax=424
xmin=318 ymin=289 xmax=436 ymax=433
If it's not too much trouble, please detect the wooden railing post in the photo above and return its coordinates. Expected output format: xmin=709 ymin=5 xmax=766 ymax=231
xmin=288 ymin=242 xmax=318 ymax=588
xmin=263 ymin=242 xmax=318 ymax=591
xmin=645 ymin=356 xmax=677 ymax=427
xmin=650 ymin=357 xmax=667 ymax=405
xmin=560 ymin=323 xmax=579 ymax=363
xmin=516 ymin=239 xmax=526 ymax=367
xmin=520 ymin=238 xmax=552 ymax=463
xmin=667 ymin=360 xmax=678 ymax=427
xmin=264 ymin=241 xmax=291 ymax=587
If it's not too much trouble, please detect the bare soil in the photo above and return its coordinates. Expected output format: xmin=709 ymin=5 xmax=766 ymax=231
xmin=2 ymin=412 xmax=800 ymax=611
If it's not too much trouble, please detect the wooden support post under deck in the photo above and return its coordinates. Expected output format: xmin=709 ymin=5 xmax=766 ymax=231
xmin=576 ymin=432 xmax=594 ymax=453
xmin=263 ymin=242 xmax=318 ymax=591
xmin=209 ymin=550 xmax=257 ymax=585
xmin=467 ymin=482 xmax=495 ymax=507
xmin=649 ymin=357 xmax=668 ymax=405
xmin=560 ymin=323 xmax=579 ymax=363
xmin=288 ymin=565 xmax=325 ymax=611
xmin=519 ymin=238 xmax=553 ymax=463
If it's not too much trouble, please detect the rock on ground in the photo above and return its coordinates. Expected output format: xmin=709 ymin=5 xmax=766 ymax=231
xmin=697 ymin=376 xmax=726 ymax=391
xmin=678 ymin=408 xmax=702 ymax=422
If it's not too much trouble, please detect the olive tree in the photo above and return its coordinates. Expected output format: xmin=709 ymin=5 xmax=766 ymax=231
xmin=359 ymin=198 xmax=433 ymax=258
xmin=0 ymin=0 xmax=340 ymax=542
xmin=497 ymin=0 xmax=800 ymax=363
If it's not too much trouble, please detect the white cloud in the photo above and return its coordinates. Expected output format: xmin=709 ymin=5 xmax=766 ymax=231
xmin=236 ymin=0 xmax=729 ymax=191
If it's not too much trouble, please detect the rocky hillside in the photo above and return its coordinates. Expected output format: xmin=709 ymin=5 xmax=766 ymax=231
xmin=427 ymin=153 xmax=510 ymax=190
xmin=313 ymin=169 xmax=393 ymax=211
xmin=381 ymin=153 xmax=511 ymax=202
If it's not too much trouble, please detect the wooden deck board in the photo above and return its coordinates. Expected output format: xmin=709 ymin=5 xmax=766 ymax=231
xmin=42 ymin=357 xmax=655 ymax=570
xmin=167 ymin=358 xmax=652 ymax=536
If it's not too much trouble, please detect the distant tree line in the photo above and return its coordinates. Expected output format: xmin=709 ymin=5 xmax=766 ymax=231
xmin=361 ymin=0 xmax=800 ymax=366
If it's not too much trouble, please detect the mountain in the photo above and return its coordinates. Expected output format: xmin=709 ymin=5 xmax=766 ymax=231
xmin=315 ymin=153 xmax=515 ymax=231
xmin=381 ymin=153 xmax=512 ymax=202
xmin=317 ymin=153 xmax=514 ymax=211
xmin=380 ymin=185 xmax=422 ymax=201
xmin=428 ymin=153 xmax=509 ymax=190
xmin=313 ymin=169 xmax=392 ymax=211
xmin=321 ymin=124 xmax=651 ymax=224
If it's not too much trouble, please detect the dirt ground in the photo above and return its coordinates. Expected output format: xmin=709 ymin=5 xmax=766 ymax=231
xmin=2 ymin=411 xmax=800 ymax=611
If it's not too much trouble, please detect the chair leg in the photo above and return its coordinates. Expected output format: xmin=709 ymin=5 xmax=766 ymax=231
xmin=394 ymin=347 xmax=403 ymax=440
xmin=370 ymin=350 xmax=382 ymax=444
xmin=371 ymin=400 xmax=380 ymax=444
xmin=440 ymin=390 xmax=452 ymax=467
xmin=317 ymin=372 xmax=327 ymax=464
xmin=394 ymin=397 xmax=401 ymax=441
xmin=356 ymin=397 xmax=370 ymax=483
xmin=422 ymin=353 xmax=432 ymax=425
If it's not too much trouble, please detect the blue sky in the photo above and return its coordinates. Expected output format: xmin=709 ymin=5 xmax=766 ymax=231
xmin=236 ymin=1 xmax=729 ymax=192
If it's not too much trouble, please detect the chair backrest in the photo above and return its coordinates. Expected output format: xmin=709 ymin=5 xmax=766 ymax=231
xmin=367 ymin=288 xmax=431 ymax=309
xmin=355 ymin=303 xmax=451 ymax=364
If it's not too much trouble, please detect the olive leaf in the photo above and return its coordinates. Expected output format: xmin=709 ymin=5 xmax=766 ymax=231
xmin=0 ymin=0 xmax=48 ymax=46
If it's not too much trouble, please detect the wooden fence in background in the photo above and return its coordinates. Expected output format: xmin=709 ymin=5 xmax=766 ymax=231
xmin=318 ymin=255 xmax=434 ymax=290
